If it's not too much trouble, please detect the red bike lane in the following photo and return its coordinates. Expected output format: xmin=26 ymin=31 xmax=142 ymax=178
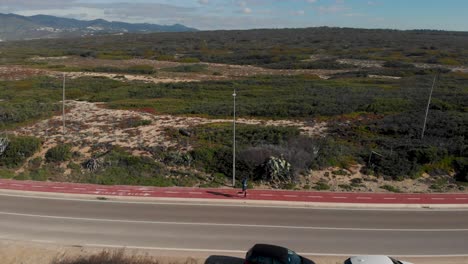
xmin=1 ymin=179 xmax=467 ymax=204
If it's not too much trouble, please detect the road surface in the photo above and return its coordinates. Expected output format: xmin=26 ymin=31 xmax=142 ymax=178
xmin=0 ymin=193 xmax=467 ymax=256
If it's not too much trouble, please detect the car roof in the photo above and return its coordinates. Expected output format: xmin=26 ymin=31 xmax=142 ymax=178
xmin=250 ymin=244 xmax=290 ymax=262
xmin=347 ymin=256 xmax=394 ymax=264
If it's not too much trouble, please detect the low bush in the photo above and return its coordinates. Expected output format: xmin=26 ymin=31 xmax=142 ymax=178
xmin=85 ymin=149 xmax=172 ymax=186
xmin=46 ymin=144 xmax=72 ymax=163
xmin=0 ymin=169 xmax=15 ymax=179
xmin=162 ymin=64 xmax=207 ymax=73
xmin=0 ymin=136 xmax=41 ymax=168
xmin=380 ymin=185 xmax=402 ymax=193
xmin=314 ymin=182 xmax=331 ymax=190
xmin=454 ymin=158 xmax=468 ymax=182
xmin=383 ymin=61 xmax=416 ymax=68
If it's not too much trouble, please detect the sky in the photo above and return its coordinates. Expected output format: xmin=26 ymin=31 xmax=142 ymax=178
xmin=0 ymin=0 xmax=467 ymax=31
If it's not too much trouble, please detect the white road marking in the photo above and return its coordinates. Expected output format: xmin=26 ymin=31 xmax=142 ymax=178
xmin=189 ymin=192 xmax=203 ymax=195
xmin=82 ymin=244 xmax=468 ymax=257
xmin=31 ymin=239 xmax=54 ymax=243
xmin=73 ymin=188 xmax=86 ymax=190
xmin=11 ymin=184 xmax=23 ymax=187
xmin=308 ymin=196 xmax=323 ymax=198
xmin=0 ymin=211 xmax=466 ymax=232
xmin=96 ymin=189 xmax=108 ymax=191
xmin=32 ymin=185 xmax=44 ymax=188
xmin=165 ymin=191 xmax=180 ymax=194
xmin=117 ymin=190 xmax=130 ymax=192
xmin=333 ymin=197 xmax=347 ymax=199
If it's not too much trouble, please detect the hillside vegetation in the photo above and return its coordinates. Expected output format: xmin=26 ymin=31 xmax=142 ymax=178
xmin=1 ymin=27 xmax=467 ymax=66
xmin=0 ymin=27 xmax=467 ymax=192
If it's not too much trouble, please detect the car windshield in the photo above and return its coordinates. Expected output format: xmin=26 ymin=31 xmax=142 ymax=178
xmin=390 ymin=257 xmax=403 ymax=264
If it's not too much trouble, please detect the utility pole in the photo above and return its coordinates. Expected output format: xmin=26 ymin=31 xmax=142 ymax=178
xmin=421 ymin=72 xmax=439 ymax=139
xmin=62 ymin=73 xmax=66 ymax=136
xmin=232 ymin=88 xmax=237 ymax=187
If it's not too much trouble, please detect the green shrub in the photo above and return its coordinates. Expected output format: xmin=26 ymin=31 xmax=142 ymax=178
xmin=0 ymin=169 xmax=15 ymax=179
xmin=380 ymin=185 xmax=401 ymax=193
xmin=454 ymin=158 xmax=468 ymax=182
xmin=314 ymin=182 xmax=330 ymax=190
xmin=29 ymin=168 xmax=49 ymax=181
xmin=46 ymin=144 xmax=72 ymax=163
xmin=162 ymin=64 xmax=207 ymax=73
xmin=29 ymin=157 xmax=43 ymax=169
xmin=0 ymin=136 xmax=41 ymax=168
xmin=14 ymin=172 xmax=30 ymax=180
xmin=85 ymin=149 xmax=171 ymax=187
xmin=339 ymin=184 xmax=353 ymax=191
xmin=383 ymin=61 xmax=415 ymax=68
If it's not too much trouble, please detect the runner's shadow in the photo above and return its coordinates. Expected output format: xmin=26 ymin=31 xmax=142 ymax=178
xmin=205 ymin=255 xmax=244 ymax=264
xmin=206 ymin=191 xmax=235 ymax=198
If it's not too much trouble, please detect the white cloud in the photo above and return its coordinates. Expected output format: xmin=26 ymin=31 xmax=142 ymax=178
xmin=317 ymin=4 xmax=349 ymax=14
xmin=238 ymin=1 xmax=246 ymax=7
xmin=243 ymin=7 xmax=252 ymax=14
xmin=306 ymin=0 xmax=318 ymax=3
xmin=294 ymin=10 xmax=306 ymax=16
xmin=198 ymin=0 xmax=209 ymax=5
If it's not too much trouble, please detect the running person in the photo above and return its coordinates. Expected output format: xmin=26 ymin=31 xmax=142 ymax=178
xmin=241 ymin=177 xmax=248 ymax=197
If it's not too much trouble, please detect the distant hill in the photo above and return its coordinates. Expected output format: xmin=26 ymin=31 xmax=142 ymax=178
xmin=0 ymin=13 xmax=197 ymax=41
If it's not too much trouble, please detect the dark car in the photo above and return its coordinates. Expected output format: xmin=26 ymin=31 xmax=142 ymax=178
xmin=245 ymin=244 xmax=315 ymax=264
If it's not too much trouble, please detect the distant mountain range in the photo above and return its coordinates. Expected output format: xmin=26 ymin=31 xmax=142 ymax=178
xmin=0 ymin=13 xmax=197 ymax=41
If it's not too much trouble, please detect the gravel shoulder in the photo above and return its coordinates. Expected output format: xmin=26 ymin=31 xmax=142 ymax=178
xmin=0 ymin=240 xmax=466 ymax=264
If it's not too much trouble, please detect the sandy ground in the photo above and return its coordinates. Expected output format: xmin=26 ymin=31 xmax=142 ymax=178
xmin=0 ymin=240 xmax=466 ymax=264
xmin=304 ymin=165 xmax=465 ymax=193
xmin=9 ymin=100 xmax=326 ymax=173
xmin=337 ymin=58 xmax=468 ymax=73
xmin=32 ymin=56 xmax=353 ymax=80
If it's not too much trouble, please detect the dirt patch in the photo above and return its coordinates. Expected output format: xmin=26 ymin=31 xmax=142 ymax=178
xmin=31 ymin=56 xmax=355 ymax=80
xmin=65 ymin=71 xmax=199 ymax=84
xmin=301 ymin=164 xmax=466 ymax=194
xmin=9 ymin=100 xmax=326 ymax=166
xmin=338 ymin=58 xmax=468 ymax=73
xmin=0 ymin=66 xmax=50 ymax=81
xmin=0 ymin=240 xmax=203 ymax=264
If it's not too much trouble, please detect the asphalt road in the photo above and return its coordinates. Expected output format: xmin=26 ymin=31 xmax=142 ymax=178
xmin=0 ymin=193 xmax=467 ymax=256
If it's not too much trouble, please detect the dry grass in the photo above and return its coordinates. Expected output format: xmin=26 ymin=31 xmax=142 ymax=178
xmin=52 ymin=250 xmax=161 ymax=264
